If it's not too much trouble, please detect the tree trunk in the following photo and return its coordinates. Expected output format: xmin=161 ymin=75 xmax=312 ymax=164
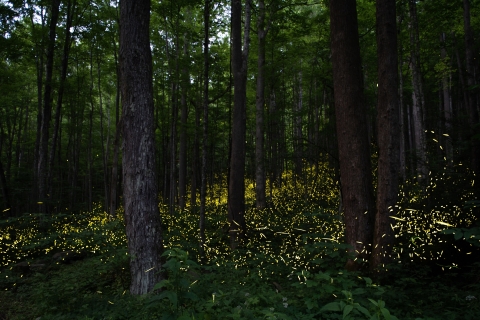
xmin=178 ymin=30 xmax=190 ymax=211
xmin=228 ymin=0 xmax=250 ymax=248
xmin=294 ymin=68 xmax=303 ymax=178
xmin=408 ymin=0 xmax=427 ymax=184
xmin=200 ymin=0 xmax=210 ymax=260
xmin=371 ymin=0 xmax=400 ymax=275
xmin=37 ymin=0 xmax=60 ymax=213
xmin=48 ymin=0 xmax=75 ymax=204
xmin=463 ymin=0 xmax=480 ymax=182
xmin=255 ymin=0 xmax=267 ymax=209
xmin=329 ymin=0 xmax=375 ymax=271
xmin=119 ymin=0 xmax=164 ymax=295
xmin=440 ymin=33 xmax=453 ymax=164
xmin=109 ymin=35 xmax=121 ymax=218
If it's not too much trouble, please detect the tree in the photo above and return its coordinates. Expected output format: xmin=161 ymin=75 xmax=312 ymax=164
xmin=255 ymin=0 xmax=267 ymax=209
xmin=228 ymin=0 xmax=251 ymax=248
xmin=371 ymin=0 xmax=400 ymax=274
xmin=329 ymin=0 xmax=375 ymax=271
xmin=37 ymin=0 xmax=60 ymax=213
xmin=408 ymin=0 xmax=427 ymax=184
xmin=119 ymin=0 xmax=164 ymax=294
xmin=462 ymin=0 xmax=480 ymax=185
xmin=200 ymin=0 xmax=211 ymax=260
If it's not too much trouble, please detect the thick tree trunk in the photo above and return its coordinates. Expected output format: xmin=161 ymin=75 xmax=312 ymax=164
xmin=228 ymin=0 xmax=250 ymax=248
xmin=119 ymin=0 xmax=164 ymax=295
xmin=371 ymin=0 xmax=400 ymax=275
xmin=329 ymin=0 xmax=375 ymax=271
xmin=255 ymin=0 xmax=266 ymax=209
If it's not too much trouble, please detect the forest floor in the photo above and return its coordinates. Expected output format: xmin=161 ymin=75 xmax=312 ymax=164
xmin=1 ymin=167 xmax=480 ymax=319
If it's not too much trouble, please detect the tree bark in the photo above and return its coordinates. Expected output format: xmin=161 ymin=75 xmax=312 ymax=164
xmin=329 ymin=0 xmax=375 ymax=271
xmin=48 ymin=0 xmax=75 ymax=204
xmin=119 ymin=0 xmax=164 ymax=295
xmin=178 ymin=30 xmax=190 ymax=211
xmin=255 ymin=0 xmax=267 ymax=209
xmin=463 ymin=0 xmax=480 ymax=182
xmin=37 ymin=0 xmax=60 ymax=213
xmin=228 ymin=0 xmax=250 ymax=248
xmin=440 ymin=33 xmax=453 ymax=164
xmin=371 ymin=0 xmax=400 ymax=275
xmin=294 ymin=68 xmax=303 ymax=178
xmin=200 ymin=0 xmax=210 ymax=260
xmin=408 ymin=0 xmax=427 ymax=184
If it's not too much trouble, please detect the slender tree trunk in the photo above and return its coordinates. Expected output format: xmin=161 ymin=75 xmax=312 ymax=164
xmin=255 ymin=0 xmax=267 ymax=209
xmin=109 ymin=38 xmax=121 ymax=218
xmin=228 ymin=0 xmax=250 ymax=248
xmin=178 ymin=30 xmax=190 ymax=211
xmin=97 ymin=56 xmax=110 ymax=212
xmin=30 ymin=4 xmax=46 ymax=212
xmin=199 ymin=0 xmax=210 ymax=260
xmin=371 ymin=0 xmax=400 ymax=275
xmin=48 ymin=0 xmax=75 ymax=203
xmin=399 ymin=64 xmax=406 ymax=181
xmin=119 ymin=0 xmax=164 ymax=295
xmin=293 ymin=67 xmax=304 ymax=179
xmin=37 ymin=0 xmax=60 ymax=213
xmin=440 ymin=33 xmax=453 ymax=164
xmin=452 ymin=32 xmax=470 ymax=114
xmin=0 ymin=129 xmax=11 ymax=213
xmin=463 ymin=0 xmax=480 ymax=181
xmin=409 ymin=0 xmax=427 ymax=184
xmin=329 ymin=0 xmax=375 ymax=271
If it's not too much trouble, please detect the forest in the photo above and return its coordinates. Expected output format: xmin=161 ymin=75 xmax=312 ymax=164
xmin=0 ymin=0 xmax=480 ymax=319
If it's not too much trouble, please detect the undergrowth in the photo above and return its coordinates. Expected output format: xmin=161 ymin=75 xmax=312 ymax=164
xmin=1 ymin=163 xmax=479 ymax=319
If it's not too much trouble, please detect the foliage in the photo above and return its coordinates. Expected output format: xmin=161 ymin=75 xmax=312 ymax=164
xmin=1 ymin=165 xmax=479 ymax=319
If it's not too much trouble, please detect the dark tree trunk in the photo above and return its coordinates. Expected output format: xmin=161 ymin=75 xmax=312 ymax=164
xmin=228 ymin=0 xmax=250 ymax=248
xmin=48 ymin=0 xmax=75 ymax=202
xmin=440 ymin=33 xmax=453 ymax=164
xmin=109 ymin=35 xmax=121 ymax=218
xmin=463 ymin=0 xmax=480 ymax=183
xmin=408 ymin=0 xmax=427 ymax=184
xmin=371 ymin=0 xmax=400 ymax=275
xmin=119 ymin=0 xmax=164 ymax=295
xmin=199 ymin=0 xmax=210 ymax=260
xmin=37 ymin=0 xmax=60 ymax=213
xmin=178 ymin=31 xmax=190 ymax=211
xmin=294 ymin=68 xmax=303 ymax=178
xmin=255 ymin=0 xmax=267 ymax=209
xmin=329 ymin=0 xmax=375 ymax=271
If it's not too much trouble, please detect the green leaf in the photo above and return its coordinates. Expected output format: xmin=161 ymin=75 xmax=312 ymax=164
xmin=368 ymin=298 xmax=378 ymax=307
xmin=355 ymin=305 xmax=371 ymax=318
xmin=378 ymin=300 xmax=385 ymax=309
xmin=320 ymin=302 xmax=342 ymax=312
xmin=343 ymin=305 xmax=354 ymax=319
xmin=380 ymin=307 xmax=391 ymax=320
xmin=363 ymin=277 xmax=373 ymax=286
xmin=153 ymin=279 xmax=170 ymax=291
xmin=158 ymin=290 xmax=177 ymax=306
xmin=305 ymin=299 xmax=318 ymax=310
xmin=183 ymin=291 xmax=199 ymax=301
xmin=454 ymin=231 xmax=463 ymax=240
